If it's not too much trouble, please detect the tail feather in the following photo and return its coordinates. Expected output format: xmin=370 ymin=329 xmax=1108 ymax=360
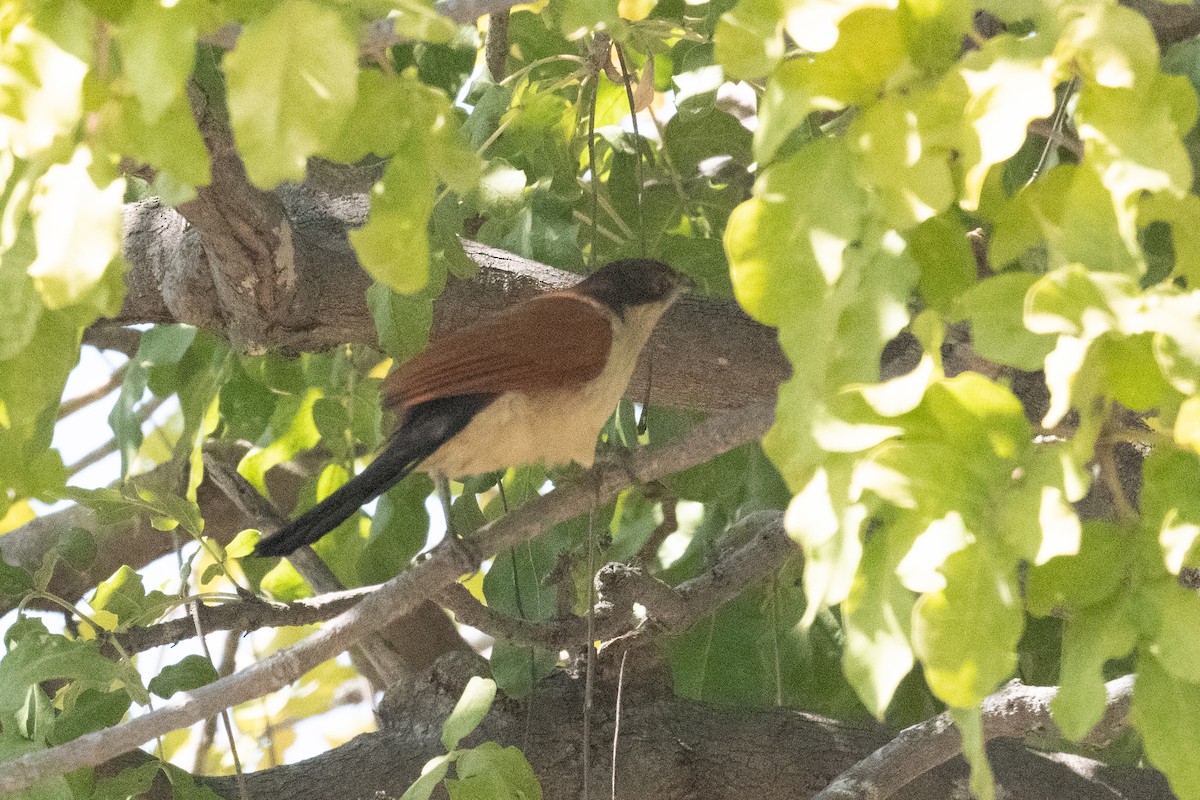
xmin=253 ymin=393 xmax=494 ymax=558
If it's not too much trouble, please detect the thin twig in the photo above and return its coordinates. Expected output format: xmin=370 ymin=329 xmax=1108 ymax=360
xmin=613 ymin=43 xmax=645 ymax=257
xmin=189 ymin=601 xmax=249 ymax=800
xmin=114 ymin=585 xmax=377 ymax=655
xmin=192 ymin=631 xmax=240 ymax=773
xmin=58 ymin=364 xmax=128 ymax=419
xmin=1028 ymin=76 xmax=1079 ymax=185
xmin=610 ymin=648 xmax=627 ymax=800
xmin=67 ymin=395 xmax=168 ymax=474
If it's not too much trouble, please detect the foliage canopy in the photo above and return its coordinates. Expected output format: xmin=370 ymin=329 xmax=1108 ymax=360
xmin=3 ymin=0 xmax=1200 ymax=798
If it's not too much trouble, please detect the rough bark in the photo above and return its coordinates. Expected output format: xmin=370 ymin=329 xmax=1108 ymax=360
xmin=194 ymin=652 xmax=1172 ymax=800
xmin=114 ymin=187 xmax=788 ymax=412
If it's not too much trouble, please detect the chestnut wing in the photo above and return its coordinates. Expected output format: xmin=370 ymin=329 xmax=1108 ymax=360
xmin=382 ymin=293 xmax=614 ymax=411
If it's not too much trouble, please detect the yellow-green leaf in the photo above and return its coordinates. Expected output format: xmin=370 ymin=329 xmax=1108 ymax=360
xmin=224 ymin=0 xmax=359 ymax=187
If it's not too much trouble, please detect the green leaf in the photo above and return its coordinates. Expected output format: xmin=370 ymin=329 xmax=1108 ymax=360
xmin=311 ymin=396 xmax=351 ymax=459
xmin=1133 ymin=652 xmax=1200 ymax=800
xmin=907 ymin=215 xmax=976 ymax=314
xmin=448 ymin=742 xmax=542 ymax=800
xmin=350 ymin=149 xmax=437 ymax=294
xmin=16 ymin=684 xmax=52 ymax=743
xmin=849 ymin=92 xmax=956 ymax=230
xmin=0 ymin=224 xmax=42 ymax=361
xmin=103 ymin=92 xmax=211 ymax=196
xmin=441 ymin=676 xmax=497 ymax=751
xmin=1052 ymin=595 xmax=1137 ymax=741
xmin=160 ymin=763 xmax=225 ymax=800
xmin=55 ymin=527 xmax=96 ymax=572
xmin=1060 ymin=3 xmax=1159 ymax=90
xmin=1075 ymin=76 xmax=1196 ymax=206
xmin=0 ymin=627 xmax=125 ymax=729
xmin=116 ymin=0 xmax=199 ymax=123
xmin=49 ymin=687 xmax=132 ymax=745
xmin=483 ymin=501 xmax=570 ymax=623
xmin=226 ymin=529 xmax=260 ymax=559
xmin=1138 ymin=578 xmax=1200 ymax=684
xmin=913 ymin=544 xmax=1022 ymax=707
xmin=1143 ymin=449 xmax=1200 ymax=573
xmin=219 ymin=358 xmax=278 ymax=441
xmin=27 ymin=146 xmax=125 ymax=311
xmin=91 ymin=762 xmax=160 ymax=800
xmin=664 ymin=106 xmax=751 ymax=179
xmin=0 ymin=552 xmax=33 ymax=598
xmin=401 ymin=754 xmax=453 ymax=800
xmin=941 ymin=34 xmax=1056 ymax=209
xmin=238 ymin=388 xmax=322 ymax=494
xmin=1027 ymin=522 xmax=1126 ymax=616
xmin=958 ymin=272 xmax=1055 ymax=371
xmin=0 ymin=20 xmax=87 ymax=157
xmin=488 ymin=643 xmax=557 ymax=701
xmin=899 ymin=0 xmax=973 ymax=74
xmin=133 ymin=483 xmax=205 ymax=538
xmin=669 ymin=556 xmax=862 ymax=713
xmin=358 ymin=474 xmax=433 ymax=584
xmin=91 ymin=565 xmax=152 ymax=627
xmin=392 ymin=0 xmax=458 ymax=44
xmin=794 ymin=9 xmax=906 ymax=107
xmin=713 ymin=0 xmax=784 ymax=79
xmin=1140 ymin=192 xmax=1200 ymax=286
xmin=553 ymin=0 xmax=620 ymax=38
xmin=726 ymin=139 xmax=867 ymax=326
xmin=785 ymin=464 xmax=867 ymax=626
xmin=842 ymin=530 xmax=914 ymax=718
xmin=950 ymin=705 xmax=995 ymax=800
xmin=224 ymin=0 xmax=359 ymax=187
xmin=149 ymin=655 xmax=220 ymax=699
xmin=367 ymin=282 xmax=433 ymax=361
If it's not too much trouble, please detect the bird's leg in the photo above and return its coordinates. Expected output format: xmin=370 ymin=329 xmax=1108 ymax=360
xmin=435 ymin=472 xmax=456 ymax=539
xmin=496 ymin=475 xmax=509 ymax=513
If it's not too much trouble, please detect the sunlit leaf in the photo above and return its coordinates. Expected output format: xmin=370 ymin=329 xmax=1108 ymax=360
xmin=441 ymin=676 xmax=496 ymax=751
xmin=27 ymin=147 xmax=125 ymax=311
xmin=1133 ymin=652 xmax=1200 ymax=799
xmin=224 ymin=0 xmax=359 ymax=187
xmin=913 ymin=544 xmax=1022 ymax=707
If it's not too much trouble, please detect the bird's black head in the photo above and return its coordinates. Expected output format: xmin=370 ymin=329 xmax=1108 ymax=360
xmin=576 ymin=259 xmax=688 ymax=318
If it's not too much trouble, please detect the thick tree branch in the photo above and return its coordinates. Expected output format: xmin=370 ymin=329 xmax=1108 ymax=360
xmin=115 ymin=187 xmax=788 ymax=411
xmin=172 ymin=82 xmax=295 ymax=352
xmin=0 ymin=402 xmax=773 ymax=793
xmin=813 ymin=676 xmax=1135 ymax=800
xmin=191 ymin=652 xmax=1167 ymax=800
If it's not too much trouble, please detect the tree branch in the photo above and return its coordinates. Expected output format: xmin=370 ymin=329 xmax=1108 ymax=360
xmin=812 ymin=675 xmax=1135 ymax=800
xmin=115 ymin=186 xmax=788 ymax=411
xmin=191 ymin=651 xmax=1166 ymax=800
xmin=0 ymin=402 xmax=773 ymax=793
xmin=58 ymin=364 xmax=127 ymax=420
xmin=113 ymin=585 xmax=376 ymax=655
xmin=201 ymin=454 xmax=462 ymax=685
xmin=438 ymin=510 xmax=794 ymax=655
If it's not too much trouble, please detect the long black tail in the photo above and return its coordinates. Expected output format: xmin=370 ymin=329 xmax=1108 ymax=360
xmin=253 ymin=393 xmax=494 ymax=558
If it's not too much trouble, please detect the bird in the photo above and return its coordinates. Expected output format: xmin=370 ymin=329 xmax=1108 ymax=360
xmin=253 ymin=258 xmax=686 ymax=557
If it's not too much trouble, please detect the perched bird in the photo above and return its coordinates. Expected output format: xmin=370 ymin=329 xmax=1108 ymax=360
xmin=254 ymin=258 xmax=686 ymax=557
